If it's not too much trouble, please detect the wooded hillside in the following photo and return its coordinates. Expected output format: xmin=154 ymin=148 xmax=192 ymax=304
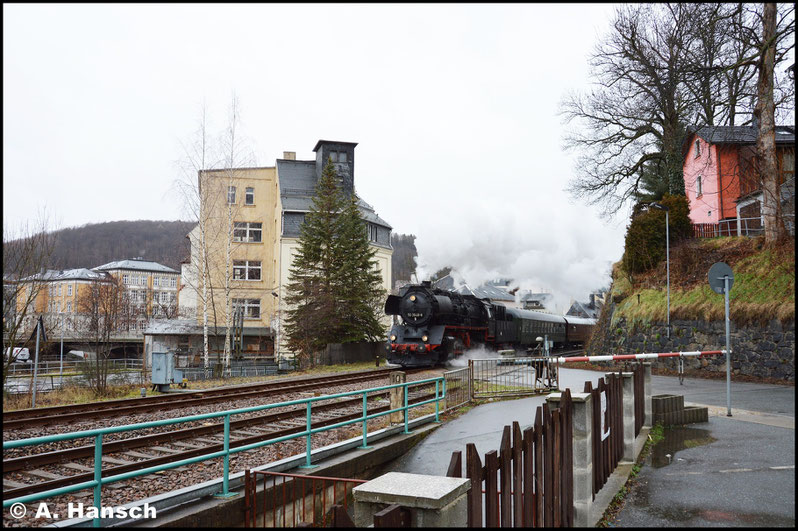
xmin=5 ymin=220 xmax=195 ymax=273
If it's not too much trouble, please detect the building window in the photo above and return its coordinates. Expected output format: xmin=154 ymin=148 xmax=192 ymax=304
xmin=58 ymin=285 xmax=62 ymax=296
xmin=233 ymin=260 xmax=262 ymax=281
xmin=366 ymin=223 xmax=378 ymax=242
xmin=330 ymin=151 xmax=338 ymax=163
xmin=123 ymin=275 xmax=129 ymax=286
xmin=67 ymin=302 xmax=72 ymax=313
xmin=339 ymin=151 xmax=347 ymax=163
xmin=695 ymin=139 xmax=701 ymax=157
xmin=68 ymin=284 xmax=73 ymax=297
xmin=697 ymin=175 xmax=703 ymax=197
xmin=233 ymin=298 xmax=261 ymax=319
xmin=228 ymin=186 xmax=236 ymax=204
xmin=245 ymin=187 xmax=254 ymax=205
xmin=233 ymin=221 xmax=263 ymax=243
xmin=170 ymin=277 xmax=177 ymax=288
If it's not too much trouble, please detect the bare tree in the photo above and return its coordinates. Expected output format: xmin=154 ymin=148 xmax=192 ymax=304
xmin=173 ymin=96 xmax=255 ymax=378
xmin=561 ymin=3 xmax=794 ymax=216
xmin=219 ymin=94 xmax=256 ymax=377
xmin=76 ymin=275 xmax=123 ymax=395
xmin=755 ymin=3 xmax=784 ymax=242
xmin=560 ymin=4 xmax=698 ymax=216
xmin=174 ymin=102 xmax=222 ymax=377
xmin=2 ymin=211 xmax=58 ymax=386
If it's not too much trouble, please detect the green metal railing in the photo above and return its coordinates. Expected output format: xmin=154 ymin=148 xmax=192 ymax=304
xmin=3 ymin=376 xmax=446 ymax=527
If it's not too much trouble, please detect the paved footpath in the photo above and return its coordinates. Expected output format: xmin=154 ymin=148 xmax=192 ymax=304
xmin=612 ymin=374 xmax=795 ymax=527
xmin=381 ymin=367 xmax=795 ymax=527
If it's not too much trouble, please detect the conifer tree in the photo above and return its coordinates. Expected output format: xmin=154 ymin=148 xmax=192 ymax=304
xmin=284 ymin=159 xmax=386 ymax=362
xmin=334 ymin=195 xmax=387 ymax=343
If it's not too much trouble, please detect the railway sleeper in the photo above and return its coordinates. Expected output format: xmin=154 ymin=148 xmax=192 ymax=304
xmin=2 ymin=393 xmax=437 ymax=501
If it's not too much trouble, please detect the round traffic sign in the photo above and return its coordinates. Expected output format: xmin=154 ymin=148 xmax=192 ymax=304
xmin=708 ymin=262 xmax=734 ymax=294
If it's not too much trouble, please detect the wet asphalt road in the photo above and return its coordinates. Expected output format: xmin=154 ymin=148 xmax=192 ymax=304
xmin=379 ymin=367 xmax=795 ymax=527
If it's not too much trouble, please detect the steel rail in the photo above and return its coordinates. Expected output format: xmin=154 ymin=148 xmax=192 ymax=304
xmin=3 ymin=375 xmax=447 ymax=525
xmin=3 ymin=368 xmax=421 ymax=429
xmin=3 ymin=390 xmax=438 ymax=500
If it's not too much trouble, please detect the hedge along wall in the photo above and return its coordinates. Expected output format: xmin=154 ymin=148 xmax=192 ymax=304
xmin=589 ymin=302 xmax=794 ymax=381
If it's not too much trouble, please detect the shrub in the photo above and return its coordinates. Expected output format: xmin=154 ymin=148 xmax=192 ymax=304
xmin=622 ymin=194 xmax=692 ymax=274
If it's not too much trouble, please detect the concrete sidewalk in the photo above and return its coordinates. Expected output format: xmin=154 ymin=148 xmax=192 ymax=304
xmin=611 ymin=374 xmax=795 ymax=528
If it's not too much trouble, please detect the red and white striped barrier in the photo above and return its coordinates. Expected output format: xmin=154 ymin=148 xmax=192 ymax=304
xmin=554 ymin=350 xmax=727 ymax=364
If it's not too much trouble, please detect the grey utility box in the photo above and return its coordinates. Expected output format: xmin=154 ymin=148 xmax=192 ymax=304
xmin=151 ymin=351 xmax=185 ymax=392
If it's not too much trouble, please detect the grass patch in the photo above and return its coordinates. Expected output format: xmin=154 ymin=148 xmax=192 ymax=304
xmin=3 ymin=382 xmax=146 ymax=411
xmin=611 ymin=237 xmax=794 ymax=327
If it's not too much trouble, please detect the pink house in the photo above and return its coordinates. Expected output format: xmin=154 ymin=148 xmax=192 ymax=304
xmin=682 ymin=125 xmax=795 ymax=236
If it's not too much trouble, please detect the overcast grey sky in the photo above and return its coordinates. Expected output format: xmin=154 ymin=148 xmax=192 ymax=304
xmin=4 ymin=3 xmax=627 ymax=308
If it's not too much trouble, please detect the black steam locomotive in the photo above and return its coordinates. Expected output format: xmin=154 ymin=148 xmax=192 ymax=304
xmin=384 ymin=282 xmax=596 ymax=368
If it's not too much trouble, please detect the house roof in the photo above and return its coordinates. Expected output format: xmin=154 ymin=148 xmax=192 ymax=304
xmin=458 ymin=283 xmax=515 ymax=302
xmin=21 ymin=268 xmax=110 ymax=282
xmin=313 ymin=140 xmax=358 ymax=152
xmin=275 ymin=158 xmax=392 ymax=228
xmin=93 ymin=258 xmax=178 ymax=274
xmin=689 ymin=125 xmax=795 ymax=146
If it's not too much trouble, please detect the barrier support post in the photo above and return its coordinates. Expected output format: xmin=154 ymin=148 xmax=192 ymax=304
xmin=609 ymin=372 xmax=636 ymax=463
xmin=389 ymin=372 xmax=405 ymax=424
xmin=643 ymin=363 xmax=652 ymax=429
xmin=547 ymin=391 xmax=592 ymax=527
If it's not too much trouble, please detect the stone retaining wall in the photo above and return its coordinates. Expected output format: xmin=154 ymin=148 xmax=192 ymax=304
xmin=589 ymin=303 xmax=794 ymax=381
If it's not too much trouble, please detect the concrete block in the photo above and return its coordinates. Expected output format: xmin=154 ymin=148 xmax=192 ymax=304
xmin=353 ymin=472 xmax=470 ymax=527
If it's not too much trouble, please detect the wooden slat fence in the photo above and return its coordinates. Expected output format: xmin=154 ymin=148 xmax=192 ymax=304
xmin=583 ymin=373 xmax=624 ymax=499
xmin=446 ymin=389 xmax=573 ymax=527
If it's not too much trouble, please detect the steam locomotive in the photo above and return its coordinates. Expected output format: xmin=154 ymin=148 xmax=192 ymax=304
xmin=384 ymin=282 xmax=596 ymax=368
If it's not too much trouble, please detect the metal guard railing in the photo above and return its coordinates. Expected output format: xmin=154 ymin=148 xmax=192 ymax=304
xmin=2 ymin=376 xmax=447 ymax=527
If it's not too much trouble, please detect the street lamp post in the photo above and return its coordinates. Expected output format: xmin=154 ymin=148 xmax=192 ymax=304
xmin=650 ymin=203 xmax=670 ymax=338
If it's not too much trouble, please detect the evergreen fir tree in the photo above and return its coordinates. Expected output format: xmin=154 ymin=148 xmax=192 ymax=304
xmin=334 ymin=195 xmax=387 ymax=343
xmin=284 ymin=158 xmax=386 ymax=362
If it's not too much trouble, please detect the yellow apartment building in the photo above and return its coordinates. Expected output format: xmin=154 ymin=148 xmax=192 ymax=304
xmin=184 ymin=139 xmax=393 ymax=361
xmin=15 ymin=268 xmax=113 ymax=335
xmin=93 ymin=258 xmax=180 ymax=325
xmin=14 ymin=259 xmax=180 ymax=338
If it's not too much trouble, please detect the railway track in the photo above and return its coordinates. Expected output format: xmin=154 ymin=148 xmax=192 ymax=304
xmin=3 ymin=386 xmax=438 ymax=501
xmin=3 ymin=367 xmax=423 ymax=430
xmin=3 ymin=368 xmax=436 ymax=502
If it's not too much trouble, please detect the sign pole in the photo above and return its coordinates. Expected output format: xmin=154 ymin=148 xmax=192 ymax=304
xmin=32 ymin=319 xmax=41 ymax=408
xmin=60 ymin=314 xmax=65 ymax=388
xmin=724 ymin=276 xmax=731 ymax=417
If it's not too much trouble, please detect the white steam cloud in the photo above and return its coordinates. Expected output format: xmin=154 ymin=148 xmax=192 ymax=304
xmin=414 ymin=196 xmax=623 ymax=314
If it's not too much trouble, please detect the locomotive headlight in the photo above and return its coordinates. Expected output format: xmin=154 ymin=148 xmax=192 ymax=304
xmin=422 ymin=335 xmax=428 ymax=342
xmin=410 ymin=295 xmax=416 ymax=302
xmin=390 ymin=334 xmax=396 ymax=341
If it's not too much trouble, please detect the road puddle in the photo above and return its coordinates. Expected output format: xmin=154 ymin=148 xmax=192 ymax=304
xmin=649 ymin=425 xmax=716 ymax=468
